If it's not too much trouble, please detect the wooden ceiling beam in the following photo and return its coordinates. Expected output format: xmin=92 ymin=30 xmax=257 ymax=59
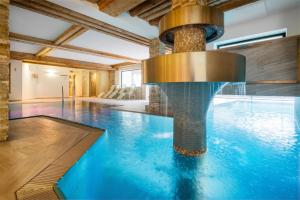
xmin=52 ymin=26 xmax=87 ymax=45
xmin=98 ymin=0 xmax=147 ymax=17
xmin=214 ymin=0 xmax=259 ymax=12
xmin=207 ymin=0 xmax=228 ymax=6
xmin=10 ymin=32 xmax=141 ymax=63
xmin=141 ymin=2 xmax=171 ymax=21
xmin=139 ymin=1 xmax=171 ymax=18
xmin=149 ymin=16 xmax=163 ymax=26
xmin=145 ymin=9 xmax=170 ymax=22
xmin=129 ymin=0 xmax=167 ymax=17
xmin=36 ymin=25 xmax=87 ymax=57
xmin=112 ymin=62 xmax=138 ymax=70
xmin=11 ymin=51 xmax=114 ymax=71
xmin=10 ymin=0 xmax=150 ymax=46
xmin=130 ymin=0 xmax=258 ymax=26
xmin=86 ymin=0 xmax=100 ymax=3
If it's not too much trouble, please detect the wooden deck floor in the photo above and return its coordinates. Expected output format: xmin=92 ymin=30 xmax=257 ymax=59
xmin=0 ymin=116 xmax=103 ymax=200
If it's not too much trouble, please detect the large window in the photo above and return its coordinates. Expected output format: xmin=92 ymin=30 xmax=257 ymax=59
xmin=215 ymin=29 xmax=287 ymax=49
xmin=121 ymin=70 xmax=141 ymax=88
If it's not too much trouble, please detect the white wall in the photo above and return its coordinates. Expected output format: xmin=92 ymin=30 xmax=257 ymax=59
xmin=9 ymin=61 xmax=111 ymax=100
xmin=34 ymin=74 xmax=68 ymax=99
xmin=208 ymin=6 xmax=300 ymax=49
xmin=8 ymin=63 xmax=70 ymax=100
xmin=9 ymin=60 xmax=23 ymax=101
xmin=22 ymin=63 xmax=36 ymax=100
xmin=22 ymin=63 xmax=69 ymax=100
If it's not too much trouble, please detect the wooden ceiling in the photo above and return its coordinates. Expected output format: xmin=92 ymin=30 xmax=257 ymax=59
xmin=11 ymin=51 xmax=113 ymax=71
xmin=10 ymin=0 xmax=144 ymax=70
xmin=98 ymin=0 xmax=147 ymax=17
xmin=11 ymin=0 xmax=150 ymax=46
xmin=90 ymin=0 xmax=258 ymax=26
xmin=9 ymin=0 xmax=258 ymax=71
xmin=9 ymin=32 xmax=140 ymax=63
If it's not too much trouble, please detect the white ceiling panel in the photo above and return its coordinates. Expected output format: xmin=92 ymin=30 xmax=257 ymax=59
xmin=48 ymin=49 xmax=125 ymax=65
xmin=10 ymin=41 xmax=41 ymax=54
xmin=265 ymin=0 xmax=300 ymax=14
xmin=224 ymin=0 xmax=300 ymax=27
xmin=9 ymin=5 xmax=71 ymax=40
xmin=48 ymin=0 xmax=159 ymax=39
xmin=68 ymin=30 xmax=149 ymax=60
xmin=225 ymin=1 xmax=267 ymax=26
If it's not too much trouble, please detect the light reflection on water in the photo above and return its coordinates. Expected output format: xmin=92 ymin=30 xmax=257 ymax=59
xmin=9 ymin=97 xmax=300 ymax=200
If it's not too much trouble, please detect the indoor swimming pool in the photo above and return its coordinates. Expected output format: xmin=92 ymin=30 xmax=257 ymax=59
xmin=9 ymin=97 xmax=300 ymax=199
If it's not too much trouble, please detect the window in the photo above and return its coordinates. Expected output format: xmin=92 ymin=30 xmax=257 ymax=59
xmin=121 ymin=70 xmax=141 ymax=88
xmin=215 ymin=29 xmax=287 ymax=49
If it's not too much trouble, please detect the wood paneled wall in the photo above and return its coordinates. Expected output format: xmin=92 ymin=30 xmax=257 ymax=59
xmin=0 ymin=0 xmax=9 ymax=141
xmin=222 ymin=36 xmax=300 ymax=96
xmin=230 ymin=37 xmax=298 ymax=81
xmin=297 ymin=38 xmax=300 ymax=81
xmin=108 ymin=71 xmax=115 ymax=87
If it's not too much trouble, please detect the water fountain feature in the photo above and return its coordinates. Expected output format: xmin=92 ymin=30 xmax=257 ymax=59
xmin=142 ymin=0 xmax=246 ymax=156
xmin=219 ymin=82 xmax=247 ymax=95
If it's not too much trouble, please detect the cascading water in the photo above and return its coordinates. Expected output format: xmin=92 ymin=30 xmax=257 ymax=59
xmin=236 ymin=83 xmax=246 ymax=95
xmin=219 ymin=82 xmax=247 ymax=96
xmin=159 ymin=82 xmax=227 ymax=155
xmin=142 ymin=0 xmax=246 ymax=156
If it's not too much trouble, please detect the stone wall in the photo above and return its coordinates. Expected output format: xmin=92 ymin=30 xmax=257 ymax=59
xmin=146 ymin=38 xmax=173 ymax=116
xmin=147 ymin=86 xmax=172 ymax=116
xmin=149 ymin=38 xmax=165 ymax=57
xmin=0 ymin=0 xmax=9 ymax=141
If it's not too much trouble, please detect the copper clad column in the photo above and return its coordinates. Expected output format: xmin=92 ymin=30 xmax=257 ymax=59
xmin=142 ymin=0 xmax=246 ymax=156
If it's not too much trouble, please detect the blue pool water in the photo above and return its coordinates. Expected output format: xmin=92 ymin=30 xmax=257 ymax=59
xmin=9 ymin=97 xmax=300 ymax=199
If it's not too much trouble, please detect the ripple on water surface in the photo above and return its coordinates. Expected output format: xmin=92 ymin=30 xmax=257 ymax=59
xmin=9 ymin=98 xmax=300 ymax=199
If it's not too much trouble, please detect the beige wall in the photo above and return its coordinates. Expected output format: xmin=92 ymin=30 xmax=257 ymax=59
xmin=82 ymin=70 xmax=89 ymax=97
xmin=75 ymin=71 xmax=83 ymax=97
xmin=109 ymin=71 xmax=115 ymax=87
xmin=96 ymin=71 xmax=110 ymax=96
xmin=74 ymin=70 xmax=111 ymax=97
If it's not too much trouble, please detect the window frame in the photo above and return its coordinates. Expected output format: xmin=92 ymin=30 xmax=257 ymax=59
xmin=120 ymin=69 xmax=142 ymax=88
xmin=215 ymin=30 xmax=287 ymax=50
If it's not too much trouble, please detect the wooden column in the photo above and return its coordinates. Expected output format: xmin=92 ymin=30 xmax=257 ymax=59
xmin=0 ymin=0 xmax=10 ymax=141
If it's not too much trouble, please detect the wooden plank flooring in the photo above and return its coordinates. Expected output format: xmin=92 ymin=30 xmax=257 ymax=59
xmin=0 ymin=116 xmax=103 ymax=200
